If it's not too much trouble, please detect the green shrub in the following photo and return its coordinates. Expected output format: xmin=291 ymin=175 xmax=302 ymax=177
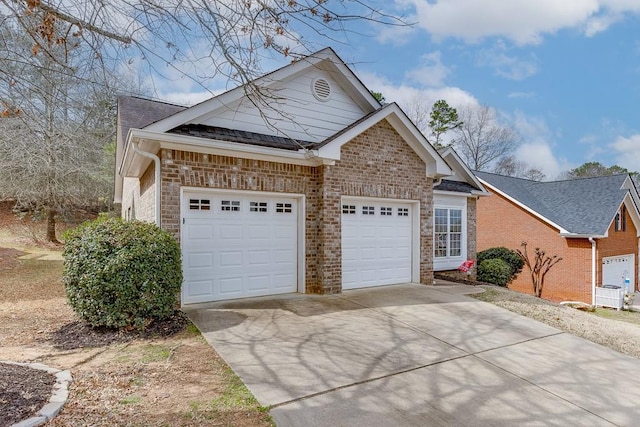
xmin=62 ymin=217 xmax=182 ymax=331
xmin=478 ymin=258 xmax=512 ymax=287
xmin=477 ymin=246 xmax=524 ymax=278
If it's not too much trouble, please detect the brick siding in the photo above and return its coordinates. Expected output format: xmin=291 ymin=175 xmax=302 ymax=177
xmin=598 ymin=207 xmax=638 ymax=291
xmin=319 ymin=119 xmax=434 ymax=290
xmin=477 ymin=189 xmax=639 ymax=303
xmin=478 ymin=189 xmax=592 ymax=303
xmin=155 ymin=119 xmax=434 ymax=294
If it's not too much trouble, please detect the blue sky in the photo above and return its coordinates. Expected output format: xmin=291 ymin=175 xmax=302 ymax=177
xmin=154 ymin=1 xmax=640 ymax=179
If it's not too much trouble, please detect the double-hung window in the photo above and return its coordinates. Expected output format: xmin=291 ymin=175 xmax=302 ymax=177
xmin=434 ymin=208 xmax=462 ymax=258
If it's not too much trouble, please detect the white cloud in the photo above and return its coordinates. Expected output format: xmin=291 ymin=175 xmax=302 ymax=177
xmin=512 ymin=112 xmax=573 ymax=179
xmin=359 ymin=71 xmax=478 ymax=110
xmin=476 ymin=47 xmax=538 ymax=80
xmin=609 ymin=134 xmax=640 ymax=171
xmin=405 ymin=51 xmax=450 ymax=87
xmin=159 ymin=91 xmax=213 ymax=106
xmin=406 ymin=0 xmax=640 ymax=45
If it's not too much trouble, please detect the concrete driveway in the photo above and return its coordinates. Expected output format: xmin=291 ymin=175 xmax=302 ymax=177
xmin=184 ymin=283 xmax=640 ymax=426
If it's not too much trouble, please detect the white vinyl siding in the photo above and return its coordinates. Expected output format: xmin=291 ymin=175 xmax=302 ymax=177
xmin=196 ymin=71 xmax=366 ymax=143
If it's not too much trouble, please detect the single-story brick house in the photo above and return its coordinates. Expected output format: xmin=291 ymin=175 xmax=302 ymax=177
xmin=114 ymin=48 xmax=487 ymax=304
xmin=476 ymin=171 xmax=640 ymax=304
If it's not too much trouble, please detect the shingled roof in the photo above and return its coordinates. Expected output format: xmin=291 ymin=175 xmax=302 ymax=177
xmin=434 ymin=179 xmax=480 ymax=194
xmin=117 ymin=95 xmax=187 ymax=146
xmin=168 ymin=124 xmax=318 ymax=151
xmin=475 ymin=171 xmax=631 ymax=235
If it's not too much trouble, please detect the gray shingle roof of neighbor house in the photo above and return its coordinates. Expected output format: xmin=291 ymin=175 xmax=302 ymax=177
xmin=475 ymin=171 xmax=631 ymax=235
xmin=117 ymin=95 xmax=187 ymax=146
xmin=168 ymin=124 xmax=318 ymax=151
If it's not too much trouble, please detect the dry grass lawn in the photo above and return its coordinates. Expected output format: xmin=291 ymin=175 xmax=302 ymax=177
xmin=0 ymin=209 xmax=273 ymax=426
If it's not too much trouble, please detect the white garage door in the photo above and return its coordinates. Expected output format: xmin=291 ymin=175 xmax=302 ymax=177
xmin=181 ymin=192 xmax=298 ymax=304
xmin=602 ymin=254 xmax=635 ymax=294
xmin=341 ymin=199 xmax=413 ymax=290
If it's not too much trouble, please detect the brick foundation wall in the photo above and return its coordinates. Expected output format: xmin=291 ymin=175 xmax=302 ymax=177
xmin=477 ymin=189 xmax=592 ymax=303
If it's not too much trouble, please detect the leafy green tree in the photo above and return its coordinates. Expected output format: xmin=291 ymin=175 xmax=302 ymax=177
xmin=370 ymin=91 xmax=386 ymax=103
xmin=566 ymin=162 xmax=633 ymax=179
xmin=428 ymin=99 xmax=463 ymax=148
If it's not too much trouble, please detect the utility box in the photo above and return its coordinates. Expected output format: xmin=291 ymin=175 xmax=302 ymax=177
xmin=595 ymin=285 xmax=624 ymax=310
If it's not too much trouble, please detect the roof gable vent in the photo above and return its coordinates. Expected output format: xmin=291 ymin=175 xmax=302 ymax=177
xmin=312 ymin=78 xmax=331 ymax=102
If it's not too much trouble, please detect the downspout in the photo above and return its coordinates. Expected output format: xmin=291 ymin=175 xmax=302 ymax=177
xmin=589 ymin=237 xmax=597 ymax=305
xmin=132 ymin=140 xmax=161 ymax=227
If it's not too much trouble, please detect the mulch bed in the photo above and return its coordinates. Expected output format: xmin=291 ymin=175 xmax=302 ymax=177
xmin=0 ymin=363 xmax=55 ymax=427
xmin=2 ymin=312 xmax=189 ymax=425
xmin=47 ymin=311 xmax=190 ymax=350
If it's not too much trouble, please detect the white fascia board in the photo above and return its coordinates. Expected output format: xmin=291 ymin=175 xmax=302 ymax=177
xmin=479 ymin=178 xmax=569 ymax=234
xmin=121 ymin=129 xmax=324 ymax=177
xmin=623 ymin=176 xmax=640 ymax=217
xmin=439 ymin=146 xmax=489 ymax=193
xmin=434 ymin=189 xmax=489 ymax=198
xmin=560 ymin=233 xmax=606 ymax=239
xmin=623 ymin=193 xmax=640 ymax=238
xmin=318 ymin=104 xmax=452 ymax=178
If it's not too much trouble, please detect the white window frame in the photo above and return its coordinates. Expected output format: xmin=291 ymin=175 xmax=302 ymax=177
xmin=433 ymin=194 xmax=467 ymax=271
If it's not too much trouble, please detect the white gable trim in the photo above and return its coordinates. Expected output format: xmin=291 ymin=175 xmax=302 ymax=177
xmin=621 ymin=194 xmax=640 ymax=238
xmin=144 ymin=48 xmax=379 ymax=134
xmin=478 ymin=178 xmax=569 ymax=234
xmin=438 ymin=147 xmax=490 ymax=196
xmin=317 ymin=103 xmax=452 ymax=178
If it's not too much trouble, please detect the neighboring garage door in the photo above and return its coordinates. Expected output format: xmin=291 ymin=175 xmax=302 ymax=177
xmin=341 ymin=199 xmax=413 ymax=290
xmin=182 ymin=191 xmax=298 ymax=304
xmin=602 ymin=254 xmax=635 ymax=294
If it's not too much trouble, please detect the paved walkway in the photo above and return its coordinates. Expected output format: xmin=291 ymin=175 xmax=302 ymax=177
xmin=185 ymin=283 xmax=640 ymax=426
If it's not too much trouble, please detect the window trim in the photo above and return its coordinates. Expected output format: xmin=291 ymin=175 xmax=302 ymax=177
xmin=433 ymin=200 xmax=467 ymax=268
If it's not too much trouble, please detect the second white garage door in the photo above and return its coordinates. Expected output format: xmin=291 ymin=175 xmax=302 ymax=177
xmin=341 ymin=199 xmax=414 ymax=290
xmin=181 ymin=191 xmax=299 ymax=304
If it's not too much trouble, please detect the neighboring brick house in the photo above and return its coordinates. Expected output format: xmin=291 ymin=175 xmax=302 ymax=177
xmin=114 ymin=48 xmax=485 ymax=304
xmin=476 ymin=171 xmax=640 ymax=304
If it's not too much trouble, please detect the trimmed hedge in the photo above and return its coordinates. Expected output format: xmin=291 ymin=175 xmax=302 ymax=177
xmin=477 ymin=246 xmax=524 ymax=278
xmin=62 ymin=217 xmax=182 ymax=331
xmin=478 ymin=258 xmax=512 ymax=287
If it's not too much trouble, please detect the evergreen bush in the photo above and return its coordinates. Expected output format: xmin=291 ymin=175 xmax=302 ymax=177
xmin=478 ymin=258 xmax=512 ymax=287
xmin=62 ymin=217 xmax=182 ymax=331
xmin=477 ymin=246 xmax=524 ymax=278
